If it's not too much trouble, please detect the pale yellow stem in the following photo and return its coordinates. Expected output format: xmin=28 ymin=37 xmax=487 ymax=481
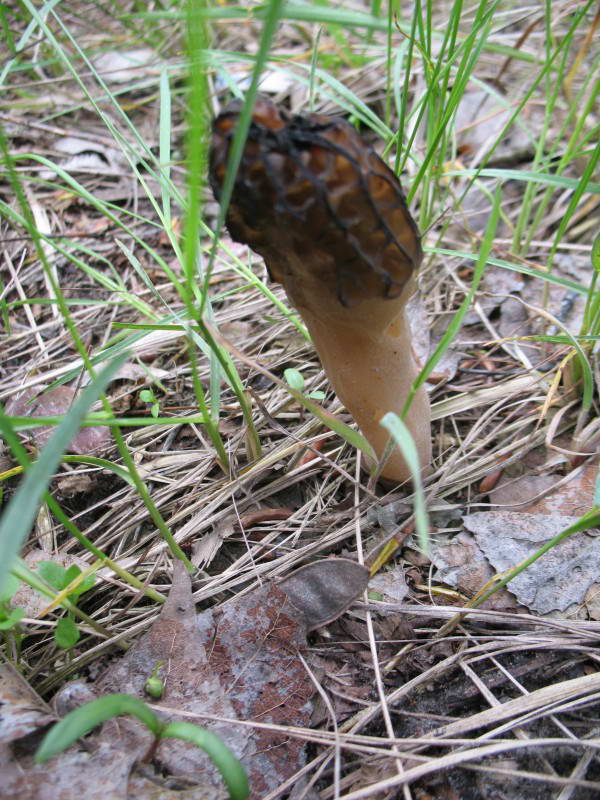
xmin=288 ymin=279 xmax=431 ymax=483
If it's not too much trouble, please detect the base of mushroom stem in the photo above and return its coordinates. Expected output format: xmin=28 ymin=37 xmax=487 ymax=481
xmin=359 ymin=449 xmax=432 ymax=488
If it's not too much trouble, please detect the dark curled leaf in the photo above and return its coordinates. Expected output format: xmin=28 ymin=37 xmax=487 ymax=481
xmin=279 ymin=558 xmax=369 ymax=630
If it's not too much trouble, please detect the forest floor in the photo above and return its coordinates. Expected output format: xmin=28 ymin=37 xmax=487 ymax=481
xmin=1 ymin=2 xmax=600 ymax=798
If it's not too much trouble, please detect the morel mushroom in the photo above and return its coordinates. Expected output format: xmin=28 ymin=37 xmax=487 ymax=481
xmin=209 ymin=97 xmax=431 ymax=483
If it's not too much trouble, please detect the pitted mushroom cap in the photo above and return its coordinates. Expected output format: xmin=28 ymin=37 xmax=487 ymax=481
xmin=209 ymin=96 xmax=422 ymax=315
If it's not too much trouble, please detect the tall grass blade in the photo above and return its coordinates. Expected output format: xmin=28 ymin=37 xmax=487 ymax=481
xmin=0 ymin=354 xmax=128 ymax=592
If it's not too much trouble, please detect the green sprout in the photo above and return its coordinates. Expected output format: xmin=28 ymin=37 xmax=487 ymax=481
xmin=144 ymin=661 xmax=165 ymax=699
xmin=37 ymin=561 xmax=96 ymax=650
xmin=35 ymin=693 xmax=249 ymax=800
xmin=284 ymin=367 xmax=325 ymax=400
xmin=139 ymin=388 xmax=160 ymax=419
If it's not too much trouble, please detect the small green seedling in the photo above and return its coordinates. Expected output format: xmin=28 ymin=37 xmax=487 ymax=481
xmin=140 ymin=388 xmax=160 ymax=418
xmin=35 ymin=693 xmax=249 ymax=800
xmin=283 ymin=368 xmax=325 ymax=400
xmin=37 ymin=561 xmax=95 ymax=649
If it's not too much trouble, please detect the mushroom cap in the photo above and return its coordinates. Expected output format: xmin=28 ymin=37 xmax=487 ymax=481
xmin=209 ymin=96 xmax=422 ymax=317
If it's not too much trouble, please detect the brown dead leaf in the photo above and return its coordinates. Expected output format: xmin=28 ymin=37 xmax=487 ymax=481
xmin=520 ymin=253 xmax=589 ymax=337
xmin=192 ymin=508 xmax=295 ymax=569
xmin=368 ymin=565 xmax=409 ymax=605
xmin=0 ymin=662 xmax=133 ymax=800
xmin=476 ymin=458 xmax=600 ymax=616
xmin=12 ymin=549 xmax=88 ymax=619
xmin=95 ymin=561 xmax=251 ymax=793
xmin=234 ymin=508 xmax=294 ymax=530
xmin=40 ymin=135 xmax=126 ymax=179
xmin=455 ymin=89 xmax=532 ymax=164
xmin=112 ymin=363 xmax=171 ymax=382
xmin=0 ymin=740 xmax=135 ymax=800
xmin=408 ymin=295 xmax=460 ymax=386
xmin=92 ymin=48 xmax=159 ymax=83
xmin=0 ymin=663 xmax=54 ymax=745
xmin=86 ymin=561 xmax=316 ymax=798
xmin=4 ymin=557 xmax=369 ymax=798
xmin=497 ymin=294 xmax=534 ymax=351
xmin=489 ymin=473 xmax=557 ymax=509
xmin=280 ymin=558 xmax=369 ymax=630
xmin=490 ymin=463 xmax=598 ymax=516
xmin=6 ymin=385 xmax=111 ymax=456
xmin=56 ymin=472 xmax=94 ymax=497
xmin=583 ymin=583 xmax=600 ymax=621
xmin=430 ymin=531 xmax=519 ymax=612
xmin=464 ymin=264 xmax=525 ymax=326
xmin=191 ymin=530 xmax=223 ymax=568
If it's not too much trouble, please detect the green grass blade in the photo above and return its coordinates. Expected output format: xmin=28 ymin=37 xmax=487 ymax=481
xmin=379 ymin=412 xmax=430 ymax=555
xmin=0 ymin=353 xmax=128 ymax=593
xmin=444 ymin=167 xmax=600 ymax=195
xmin=402 ymin=184 xmax=502 ymax=416
xmin=475 ymin=507 xmax=600 ymax=609
xmin=162 ymin=721 xmax=249 ymax=800
xmin=35 ymin=694 xmax=161 ymax=762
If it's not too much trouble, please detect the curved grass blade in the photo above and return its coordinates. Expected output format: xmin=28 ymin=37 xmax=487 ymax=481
xmin=35 ymin=694 xmax=161 ymax=762
xmin=162 ymin=721 xmax=249 ymax=800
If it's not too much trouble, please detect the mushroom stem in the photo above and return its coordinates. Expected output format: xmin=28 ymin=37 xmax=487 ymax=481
xmin=307 ymin=314 xmax=430 ymax=482
xmin=286 ymin=274 xmax=431 ymax=483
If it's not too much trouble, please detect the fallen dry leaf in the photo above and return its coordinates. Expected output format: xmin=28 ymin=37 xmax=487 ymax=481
xmin=455 ymin=90 xmax=531 ymax=159
xmin=56 ymin=471 xmax=94 ymax=497
xmin=489 ymin=473 xmax=557 ymax=509
xmin=191 ymin=529 xmax=223 ymax=568
xmin=368 ymin=565 xmax=409 ymax=605
xmin=496 ymin=463 xmax=598 ymax=516
xmin=0 ymin=663 xmax=54 ymax=744
xmin=464 ymin=510 xmax=600 ymax=613
xmin=6 ymin=556 xmax=367 ymax=798
xmin=3 ymin=562 xmax=305 ymax=797
xmin=433 ymin=459 xmax=600 ymax=617
xmin=6 ymin=385 xmax=111 ymax=456
xmin=0 ymin=740 xmax=136 ymax=800
xmin=12 ymin=549 xmax=89 ymax=619
xmin=96 ymin=559 xmax=325 ymax=797
xmin=583 ymin=583 xmax=600 ymax=620
xmin=92 ymin=48 xmax=159 ymax=83
xmin=0 ymin=660 xmax=131 ymax=800
xmin=40 ymin=135 xmax=126 ymax=179
xmin=464 ymin=264 xmax=525 ymax=326
xmin=430 ymin=531 xmax=519 ymax=612
xmin=234 ymin=508 xmax=294 ymax=530
xmin=280 ymin=558 xmax=369 ymax=630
